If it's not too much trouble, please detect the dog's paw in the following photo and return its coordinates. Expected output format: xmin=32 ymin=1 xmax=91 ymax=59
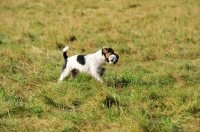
xmin=58 ymin=80 xmax=63 ymax=83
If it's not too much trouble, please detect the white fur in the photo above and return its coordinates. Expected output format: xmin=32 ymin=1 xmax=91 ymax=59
xmin=59 ymin=47 xmax=111 ymax=83
xmin=63 ymin=46 xmax=69 ymax=52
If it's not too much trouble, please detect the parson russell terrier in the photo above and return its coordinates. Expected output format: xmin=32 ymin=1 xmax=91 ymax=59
xmin=58 ymin=46 xmax=119 ymax=83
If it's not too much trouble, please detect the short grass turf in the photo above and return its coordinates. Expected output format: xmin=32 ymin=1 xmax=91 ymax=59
xmin=0 ymin=0 xmax=200 ymax=131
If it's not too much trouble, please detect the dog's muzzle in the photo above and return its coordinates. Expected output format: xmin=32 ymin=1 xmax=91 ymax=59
xmin=108 ymin=53 xmax=119 ymax=64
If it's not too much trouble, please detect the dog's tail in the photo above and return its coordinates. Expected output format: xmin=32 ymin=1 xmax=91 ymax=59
xmin=63 ymin=46 xmax=69 ymax=60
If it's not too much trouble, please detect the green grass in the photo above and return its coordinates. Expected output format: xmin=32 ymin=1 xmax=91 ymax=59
xmin=1 ymin=0 xmax=200 ymax=131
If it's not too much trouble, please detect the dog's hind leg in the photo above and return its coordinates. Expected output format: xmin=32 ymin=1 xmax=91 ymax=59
xmin=71 ymin=69 xmax=79 ymax=79
xmin=59 ymin=69 xmax=71 ymax=82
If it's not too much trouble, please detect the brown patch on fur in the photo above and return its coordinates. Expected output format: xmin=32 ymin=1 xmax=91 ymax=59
xmin=102 ymin=47 xmax=114 ymax=59
xmin=105 ymin=52 xmax=112 ymax=59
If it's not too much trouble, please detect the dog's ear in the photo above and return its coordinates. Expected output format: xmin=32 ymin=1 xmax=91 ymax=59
xmin=102 ymin=46 xmax=109 ymax=53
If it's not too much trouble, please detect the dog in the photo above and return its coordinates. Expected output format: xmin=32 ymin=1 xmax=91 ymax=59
xmin=58 ymin=46 xmax=119 ymax=83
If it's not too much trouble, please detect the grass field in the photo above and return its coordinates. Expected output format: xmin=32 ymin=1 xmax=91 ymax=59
xmin=1 ymin=0 xmax=200 ymax=131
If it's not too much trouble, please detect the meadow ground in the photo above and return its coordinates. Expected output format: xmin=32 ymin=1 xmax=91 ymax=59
xmin=0 ymin=0 xmax=200 ymax=131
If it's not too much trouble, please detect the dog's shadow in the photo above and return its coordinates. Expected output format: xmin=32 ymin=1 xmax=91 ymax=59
xmin=106 ymin=76 xmax=130 ymax=88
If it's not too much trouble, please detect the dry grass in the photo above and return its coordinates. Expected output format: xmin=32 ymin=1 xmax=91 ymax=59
xmin=1 ymin=0 xmax=200 ymax=131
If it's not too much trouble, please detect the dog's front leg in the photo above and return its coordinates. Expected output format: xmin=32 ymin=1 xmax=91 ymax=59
xmin=93 ymin=74 xmax=105 ymax=83
xmin=91 ymin=70 xmax=105 ymax=83
xmin=100 ymin=67 xmax=106 ymax=76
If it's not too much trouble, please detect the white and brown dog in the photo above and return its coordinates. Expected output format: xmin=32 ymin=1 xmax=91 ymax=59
xmin=58 ymin=46 xmax=119 ymax=83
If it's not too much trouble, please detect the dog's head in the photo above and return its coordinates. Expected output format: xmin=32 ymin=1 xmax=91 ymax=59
xmin=102 ymin=47 xmax=119 ymax=64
